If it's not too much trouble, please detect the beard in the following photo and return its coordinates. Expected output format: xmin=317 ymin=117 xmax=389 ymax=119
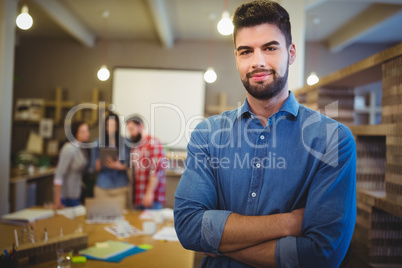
xmin=242 ymin=65 xmax=289 ymax=100
xmin=130 ymin=133 xmax=142 ymax=144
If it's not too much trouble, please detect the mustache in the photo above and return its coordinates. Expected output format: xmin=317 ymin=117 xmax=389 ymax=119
xmin=246 ymin=69 xmax=275 ymax=78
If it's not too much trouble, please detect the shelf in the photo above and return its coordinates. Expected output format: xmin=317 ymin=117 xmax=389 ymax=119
xmin=349 ymin=123 xmax=402 ymax=136
xmin=9 ymin=167 xmax=56 ymax=184
xmin=354 ymin=108 xmax=382 ymax=114
xmin=356 ymin=188 xmax=402 ymax=218
xmin=294 ymin=43 xmax=402 ymax=96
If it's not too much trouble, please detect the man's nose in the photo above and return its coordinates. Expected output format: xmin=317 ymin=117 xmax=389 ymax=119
xmin=251 ymin=50 xmax=266 ymax=69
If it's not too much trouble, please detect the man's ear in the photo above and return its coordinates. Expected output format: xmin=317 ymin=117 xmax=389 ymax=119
xmin=288 ymin=43 xmax=296 ymax=65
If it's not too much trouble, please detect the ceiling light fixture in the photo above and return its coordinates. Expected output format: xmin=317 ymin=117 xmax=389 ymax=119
xmin=205 ymin=13 xmax=217 ymax=84
xmin=204 ymin=67 xmax=217 ymax=84
xmin=217 ymin=0 xmax=233 ymax=36
xmin=97 ymin=11 xmax=110 ymax=82
xmin=307 ymin=16 xmax=320 ymax=86
xmin=16 ymin=1 xmax=33 ymax=30
xmin=307 ymin=72 xmax=319 ymax=86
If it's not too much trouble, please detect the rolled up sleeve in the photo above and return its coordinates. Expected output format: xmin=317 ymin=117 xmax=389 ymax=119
xmin=201 ymin=210 xmax=232 ymax=252
xmin=276 ymin=236 xmax=299 ymax=268
xmin=174 ymin=119 xmax=232 ymax=254
xmin=276 ymin=125 xmax=357 ymax=268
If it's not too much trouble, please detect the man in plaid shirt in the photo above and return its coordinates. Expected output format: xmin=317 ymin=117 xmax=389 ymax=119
xmin=126 ymin=115 xmax=167 ymax=209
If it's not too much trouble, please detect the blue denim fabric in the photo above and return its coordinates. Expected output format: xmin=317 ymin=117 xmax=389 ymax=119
xmin=174 ymin=91 xmax=356 ymax=268
xmin=61 ymin=198 xmax=80 ymax=207
xmin=136 ymin=201 xmax=163 ymax=210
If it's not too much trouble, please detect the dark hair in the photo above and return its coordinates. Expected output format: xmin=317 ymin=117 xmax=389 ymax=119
xmin=70 ymin=120 xmax=88 ymax=139
xmin=59 ymin=120 xmax=89 ymax=152
xmin=232 ymin=0 xmax=292 ymax=47
xmin=104 ymin=112 xmax=121 ymax=148
xmin=126 ymin=114 xmax=144 ymax=126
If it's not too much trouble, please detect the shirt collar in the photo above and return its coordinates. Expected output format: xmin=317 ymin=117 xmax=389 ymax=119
xmin=236 ymin=90 xmax=300 ymax=120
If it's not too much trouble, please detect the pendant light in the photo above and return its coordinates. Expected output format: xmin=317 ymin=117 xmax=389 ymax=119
xmin=204 ymin=13 xmax=217 ymax=84
xmin=307 ymin=16 xmax=320 ymax=86
xmin=97 ymin=11 xmax=110 ymax=81
xmin=217 ymin=0 xmax=233 ymax=36
xmin=16 ymin=1 xmax=33 ymax=30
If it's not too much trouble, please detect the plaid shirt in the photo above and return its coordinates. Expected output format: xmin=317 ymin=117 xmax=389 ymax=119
xmin=130 ymin=135 xmax=167 ymax=206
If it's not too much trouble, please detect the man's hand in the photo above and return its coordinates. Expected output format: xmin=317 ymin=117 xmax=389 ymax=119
xmin=142 ymin=192 xmax=154 ymax=208
xmin=53 ymin=200 xmax=65 ymax=210
xmin=105 ymin=157 xmax=126 ymax=170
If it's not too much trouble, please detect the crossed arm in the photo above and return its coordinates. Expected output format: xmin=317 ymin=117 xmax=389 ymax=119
xmin=209 ymin=208 xmax=305 ymax=268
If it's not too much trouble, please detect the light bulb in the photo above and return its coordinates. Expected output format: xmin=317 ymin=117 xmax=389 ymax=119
xmin=97 ymin=65 xmax=110 ymax=81
xmin=307 ymin=72 xmax=319 ymax=86
xmin=217 ymin=11 xmax=233 ymax=36
xmin=16 ymin=4 xmax=33 ymax=30
xmin=204 ymin=67 xmax=217 ymax=83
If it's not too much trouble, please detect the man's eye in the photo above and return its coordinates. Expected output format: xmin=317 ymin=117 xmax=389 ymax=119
xmin=240 ymin=50 xmax=251 ymax=55
xmin=266 ymin=47 xmax=276 ymax=51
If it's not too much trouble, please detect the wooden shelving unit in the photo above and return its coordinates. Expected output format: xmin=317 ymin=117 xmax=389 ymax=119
xmin=357 ymin=188 xmax=402 ymax=219
xmin=349 ymin=124 xmax=402 ymax=136
xmin=293 ymin=42 xmax=402 ymax=266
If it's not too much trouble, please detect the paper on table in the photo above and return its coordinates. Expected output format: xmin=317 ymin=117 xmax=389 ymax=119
xmin=139 ymin=208 xmax=174 ymax=221
xmin=152 ymin=227 xmax=179 ymax=241
xmin=56 ymin=205 xmax=86 ymax=219
xmin=78 ymin=240 xmax=135 ymax=260
xmin=104 ymin=220 xmax=143 ymax=238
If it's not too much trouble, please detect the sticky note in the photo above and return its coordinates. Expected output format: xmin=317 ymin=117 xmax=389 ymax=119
xmin=138 ymin=244 xmax=153 ymax=250
xmin=72 ymin=256 xmax=87 ymax=263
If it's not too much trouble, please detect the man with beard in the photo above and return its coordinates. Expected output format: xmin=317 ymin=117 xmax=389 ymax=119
xmin=174 ymin=1 xmax=356 ymax=268
xmin=126 ymin=115 xmax=167 ymax=209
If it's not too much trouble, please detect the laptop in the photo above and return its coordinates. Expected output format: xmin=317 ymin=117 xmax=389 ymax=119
xmin=85 ymin=197 xmax=125 ymax=223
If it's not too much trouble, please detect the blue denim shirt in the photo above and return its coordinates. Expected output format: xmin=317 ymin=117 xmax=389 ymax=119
xmin=174 ymin=91 xmax=356 ymax=268
xmin=91 ymin=138 xmax=130 ymax=189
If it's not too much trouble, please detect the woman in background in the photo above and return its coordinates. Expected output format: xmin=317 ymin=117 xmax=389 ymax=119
xmin=92 ymin=112 xmax=130 ymax=205
xmin=54 ymin=121 xmax=90 ymax=208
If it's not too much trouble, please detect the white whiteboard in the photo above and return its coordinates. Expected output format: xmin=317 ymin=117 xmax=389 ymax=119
xmin=112 ymin=68 xmax=206 ymax=150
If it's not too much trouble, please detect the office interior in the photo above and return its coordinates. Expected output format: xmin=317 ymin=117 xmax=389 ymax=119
xmin=1 ymin=0 xmax=402 ymax=267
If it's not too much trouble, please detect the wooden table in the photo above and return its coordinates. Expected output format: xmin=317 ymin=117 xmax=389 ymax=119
xmin=9 ymin=210 xmax=194 ymax=268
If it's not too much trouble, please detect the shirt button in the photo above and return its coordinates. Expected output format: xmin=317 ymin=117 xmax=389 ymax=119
xmin=256 ymin=163 xmax=261 ymax=168
xmin=251 ymin=192 xmax=257 ymax=197
xmin=260 ymin=135 xmax=265 ymax=140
